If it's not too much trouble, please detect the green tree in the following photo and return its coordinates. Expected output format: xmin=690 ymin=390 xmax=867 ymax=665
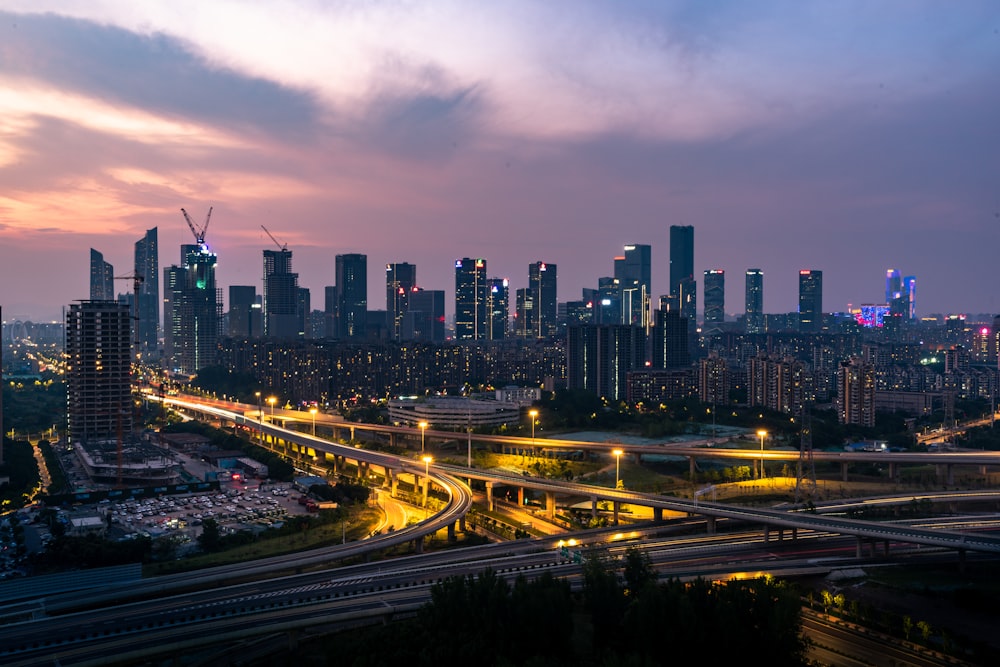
xmin=198 ymin=518 xmax=221 ymax=552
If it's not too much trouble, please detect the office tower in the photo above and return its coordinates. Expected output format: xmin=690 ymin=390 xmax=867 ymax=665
xmin=324 ymin=286 xmax=337 ymax=339
xmin=228 ymin=285 xmax=260 ymax=337
xmin=263 ymin=247 xmax=299 ymax=338
xmin=404 ymin=288 xmax=446 ymax=343
xmin=528 ymin=262 xmax=557 ymax=337
xmin=386 ymin=263 xmax=416 ymax=341
xmin=514 ymin=287 xmax=532 ymax=337
xmin=596 ymin=277 xmax=621 ymax=325
xmin=902 ymin=276 xmax=916 ymax=320
xmin=652 ymin=309 xmax=690 ymax=369
xmin=134 ymin=228 xmax=159 ymax=354
xmin=454 ymin=258 xmax=487 ymax=341
xmin=615 ymin=245 xmax=651 ymax=327
xmin=66 ymin=300 xmax=133 ymax=445
xmin=745 ymin=268 xmax=764 ymax=333
xmin=885 ymin=269 xmax=902 ymax=304
xmin=336 ymin=253 xmax=367 ymax=339
xmin=669 ymin=226 xmax=696 ymax=321
xmin=703 ymin=269 xmax=725 ymax=327
xmin=296 ymin=287 xmax=310 ymax=337
xmin=487 ymin=277 xmax=509 ymax=340
xmin=837 ymin=357 xmax=875 ymax=427
xmin=798 ymin=270 xmax=823 ymax=332
xmin=89 ymin=248 xmax=114 ymax=301
xmin=163 ymin=243 xmax=221 ymax=374
xmin=567 ymin=324 xmax=647 ymax=401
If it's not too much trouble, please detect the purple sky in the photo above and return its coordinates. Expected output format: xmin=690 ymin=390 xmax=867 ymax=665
xmin=1 ymin=2 xmax=999 ymax=323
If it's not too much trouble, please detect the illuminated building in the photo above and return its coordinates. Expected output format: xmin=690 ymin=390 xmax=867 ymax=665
xmin=336 ymin=253 xmax=367 ymax=339
xmin=66 ymin=300 xmax=133 ymax=444
xmin=745 ymin=268 xmax=763 ymax=333
xmin=615 ymin=245 xmax=651 ymax=327
xmin=228 ymin=285 xmax=261 ymax=338
xmin=89 ymin=248 xmax=114 ymax=301
xmin=386 ymin=262 xmax=416 ymax=341
xmin=698 ymin=352 xmax=730 ymax=406
xmin=703 ymin=269 xmax=725 ymax=327
xmin=529 ymin=261 xmax=558 ymax=337
xmin=652 ymin=309 xmax=689 ymax=369
xmin=455 ymin=258 xmax=488 ymax=341
xmin=514 ymin=287 xmax=532 ymax=338
xmin=567 ymin=324 xmax=646 ymax=401
xmin=404 ymin=288 xmax=446 ymax=343
xmin=798 ymin=270 xmax=823 ymax=332
xmin=133 ymin=228 xmax=159 ymax=354
xmin=263 ymin=247 xmax=299 ymax=339
xmin=837 ymin=357 xmax=875 ymax=427
xmin=487 ymin=277 xmax=509 ymax=340
xmin=164 ymin=243 xmax=220 ymax=374
xmin=669 ymin=226 xmax=696 ymax=321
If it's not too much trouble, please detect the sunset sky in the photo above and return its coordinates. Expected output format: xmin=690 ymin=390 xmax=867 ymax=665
xmin=2 ymin=2 xmax=999 ymax=323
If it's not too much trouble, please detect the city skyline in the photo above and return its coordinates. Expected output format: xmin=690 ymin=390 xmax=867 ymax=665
xmin=2 ymin=3 xmax=999 ymax=321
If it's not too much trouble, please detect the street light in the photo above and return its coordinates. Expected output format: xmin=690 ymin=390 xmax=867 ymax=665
xmin=528 ymin=409 xmax=539 ymax=456
xmin=422 ymin=455 xmax=433 ymax=512
xmin=255 ymin=391 xmax=262 ymax=440
xmin=613 ymin=449 xmax=624 ymax=489
xmin=268 ymin=396 xmax=277 ymax=421
xmin=419 ymin=421 xmax=428 ymax=452
xmin=757 ymin=429 xmax=768 ymax=480
xmin=310 ymin=407 xmax=318 ymax=436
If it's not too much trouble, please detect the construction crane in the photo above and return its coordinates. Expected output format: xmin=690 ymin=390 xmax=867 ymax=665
xmin=261 ymin=224 xmax=287 ymax=251
xmin=181 ymin=206 xmax=213 ymax=245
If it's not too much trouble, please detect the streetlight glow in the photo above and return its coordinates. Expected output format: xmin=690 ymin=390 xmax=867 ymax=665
xmin=419 ymin=421 xmax=428 ymax=452
xmin=528 ymin=409 xmax=539 ymax=455
xmin=613 ymin=448 xmax=624 ymax=489
xmin=422 ymin=455 xmax=433 ymax=511
xmin=310 ymin=407 xmax=318 ymax=436
xmin=268 ymin=396 xmax=277 ymax=421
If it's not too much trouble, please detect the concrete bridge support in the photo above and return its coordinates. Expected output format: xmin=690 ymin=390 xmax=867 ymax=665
xmin=545 ymin=492 xmax=556 ymax=519
xmin=447 ymin=522 xmax=456 ymax=541
xmin=414 ymin=538 xmax=423 ymax=554
xmin=517 ymin=487 xmax=525 ymax=506
xmin=485 ymin=482 xmax=495 ymax=511
xmin=591 ymin=496 xmax=598 ymax=519
xmin=689 ymin=456 xmax=696 ymax=479
xmin=358 ymin=461 xmax=369 ymax=483
xmin=706 ymin=516 xmax=716 ymax=534
xmin=612 ymin=501 xmax=620 ymax=526
xmin=652 ymin=507 xmax=663 ymax=522
xmin=888 ymin=462 xmax=898 ymax=480
xmin=842 ymin=463 xmax=849 ymax=482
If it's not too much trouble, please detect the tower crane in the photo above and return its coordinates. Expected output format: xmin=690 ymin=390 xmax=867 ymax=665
xmin=181 ymin=206 xmax=213 ymax=245
xmin=261 ymin=224 xmax=287 ymax=251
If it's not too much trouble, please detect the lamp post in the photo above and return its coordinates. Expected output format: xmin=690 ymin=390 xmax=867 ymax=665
xmin=613 ymin=449 xmax=624 ymax=489
xmin=422 ymin=455 xmax=433 ymax=513
xmin=310 ymin=407 xmax=318 ymax=436
xmin=419 ymin=421 xmax=428 ymax=452
xmin=528 ymin=409 xmax=538 ymax=457
xmin=268 ymin=396 xmax=276 ymax=421
xmin=757 ymin=429 xmax=767 ymax=480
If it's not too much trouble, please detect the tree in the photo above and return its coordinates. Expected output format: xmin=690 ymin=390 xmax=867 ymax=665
xmin=198 ymin=518 xmax=221 ymax=552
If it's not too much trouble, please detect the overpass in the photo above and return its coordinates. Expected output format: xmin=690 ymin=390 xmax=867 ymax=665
xmin=166 ymin=396 xmax=1000 ymax=564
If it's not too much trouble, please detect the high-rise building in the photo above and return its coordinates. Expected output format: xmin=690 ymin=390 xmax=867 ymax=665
xmin=837 ymin=357 xmax=875 ymax=427
xmin=529 ymin=261 xmax=557 ymax=337
xmin=615 ymin=245 xmax=651 ymax=327
xmin=798 ymin=270 xmax=823 ymax=332
xmin=228 ymin=285 xmax=261 ymax=337
xmin=133 ymin=228 xmax=159 ymax=354
xmin=703 ymin=269 xmax=725 ymax=327
xmin=669 ymin=226 xmax=696 ymax=321
xmin=699 ymin=352 xmax=730 ymax=407
xmin=567 ymin=324 xmax=647 ymax=401
xmin=89 ymin=248 xmax=114 ymax=301
xmin=163 ymin=243 xmax=221 ymax=374
xmin=514 ymin=287 xmax=532 ymax=338
xmin=885 ymin=269 xmax=902 ymax=304
xmin=336 ymin=254 xmax=367 ymax=339
xmin=386 ymin=263 xmax=416 ymax=341
xmin=296 ymin=287 xmax=310 ymax=338
xmin=263 ymin=248 xmax=299 ymax=338
xmin=66 ymin=300 xmax=132 ymax=445
xmin=487 ymin=277 xmax=509 ymax=340
xmin=404 ymin=288 xmax=446 ymax=343
xmin=324 ymin=286 xmax=337 ymax=339
xmin=652 ymin=309 xmax=690 ymax=369
xmin=902 ymin=276 xmax=916 ymax=320
xmin=745 ymin=268 xmax=764 ymax=333
xmin=455 ymin=258 xmax=487 ymax=341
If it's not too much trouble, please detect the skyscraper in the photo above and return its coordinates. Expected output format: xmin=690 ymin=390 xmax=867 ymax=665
xmin=336 ymin=254 xmax=367 ymax=339
xmin=837 ymin=357 xmax=875 ymax=427
xmin=669 ymin=226 xmax=695 ymax=321
xmin=745 ymin=268 xmax=764 ymax=334
xmin=703 ymin=269 xmax=725 ymax=327
xmin=386 ymin=262 xmax=416 ymax=341
xmin=652 ymin=309 xmax=689 ymax=369
xmin=885 ymin=269 xmax=902 ymax=304
xmin=615 ymin=245 xmax=651 ymax=327
xmin=902 ymin=276 xmax=916 ymax=320
xmin=228 ymin=285 xmax=261 ymax=337
xmin=66 ymin=300 xmax=132 ymax=445
xmin=487 ymin=277 xmax=509 ymax=340
xmin=134 ymin=228 xmax=159 ymax=354
xmin=529 ymin=261 xmax=557 ymax=337
xmin=567 ymin=324 xmax=646 ymax=401
xmin=405 ymin=288 xmax=446 ymax=343
xmin=263 ymin=248 xmax=299 ymax=338
xmin=798 ymin=270 xmax=823 ymax=332
xmin=163 ymin=243 xmax=221 ymax=374
xmin=455 ymin=258 xmax=487 ymax=341
xmin=89 ymin=248 xmax=114 ymax=301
